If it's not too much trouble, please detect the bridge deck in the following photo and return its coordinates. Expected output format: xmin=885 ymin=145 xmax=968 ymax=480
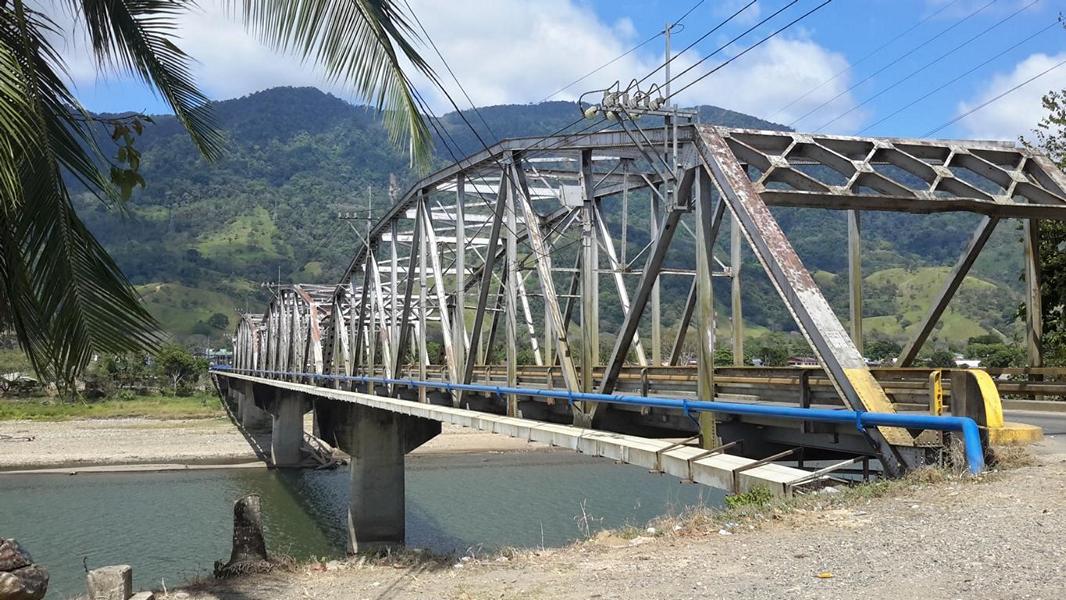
xmin=222 ymin=372 xmax=813 ymax=495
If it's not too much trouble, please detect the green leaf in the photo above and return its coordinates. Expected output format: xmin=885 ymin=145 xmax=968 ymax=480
xmin=77 ymin=0 xmax=224 ymax=159
xmin=0 ymin=3 xmax=160 ymax=383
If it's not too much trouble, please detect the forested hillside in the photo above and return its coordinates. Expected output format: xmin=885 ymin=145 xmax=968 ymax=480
xmin=74 ymin=86 xmax=1025 ymax=352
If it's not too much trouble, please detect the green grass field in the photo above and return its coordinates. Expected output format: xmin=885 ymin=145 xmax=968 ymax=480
xmin=195 ymin=206 xmax=291 ymax=269
xmin=136 ymin=282 xmax=237 ymax=335
xmin=0 ymin=393 xmax=225 ymax=421
xmin=863 ymin=266 xmax=1017 ymax=344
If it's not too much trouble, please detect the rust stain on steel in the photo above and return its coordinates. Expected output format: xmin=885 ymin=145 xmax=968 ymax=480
xmin=696 ymin=125 xmax=911 ymax=449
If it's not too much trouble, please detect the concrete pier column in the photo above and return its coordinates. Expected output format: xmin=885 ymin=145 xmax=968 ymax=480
xmin=270 ymin=389 xmax=305 ymax=467
xmin=331 ymin=402 xmax=440 ymax=553
xmin=241 ymin=382 xmax=273 ymax=432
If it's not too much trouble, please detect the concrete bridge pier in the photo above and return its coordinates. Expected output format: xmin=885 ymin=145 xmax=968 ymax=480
xmin=266 ymin=389 xmax=310 ymax=467
xmin=326 ymin=402 xmax=440 ymax=553
xmin=238 ymin=381 xmax=272 ymax=432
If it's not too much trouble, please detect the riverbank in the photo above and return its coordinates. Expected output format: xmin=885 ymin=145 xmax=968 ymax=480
xmin=166 ymin=442 xmax=1066 ymax=600
xmin=0 ymin=416 xmax=549 ymax=473
xmin=0 ymin=393 xmax=224 ymax=421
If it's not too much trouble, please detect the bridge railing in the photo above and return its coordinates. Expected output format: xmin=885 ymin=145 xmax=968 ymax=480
xmin=213 ymin=367 xmax=986 ymax=475
xmin=327 ymin=363 xmax=1063 ymax=408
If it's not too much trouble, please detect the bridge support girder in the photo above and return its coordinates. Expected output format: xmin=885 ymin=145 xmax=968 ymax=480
xmin=326 ymin=401 xmax=440 ymax=553
xmin=267 ymin=389 xmax=310 ymax=468
xmin=238 ymin=380 xmax=272 ymax=432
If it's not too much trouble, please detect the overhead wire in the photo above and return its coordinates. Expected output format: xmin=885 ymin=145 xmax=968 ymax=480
xmin=812 ymin=0 xmax=1041 ymax=131
xmin=787 ymin=0 xmax=999 ymax=129
xmin=633 ymin=0 xmax=760 ymax=88
xmin=379 ymin=0 xmax=790 ymax=274
xmin=858 ymin=20 xmax=1059 ymax=134
xmin=543 ymin=0 xmax=714 ymax=101
xmin=665 ymin=0 xmax=836 ymax=102
xmin=386 ymin=3 xmax=615 ymax=265
xmin=765 ymin=0 xmax=964 ymax=122
xmin=923 ymin=56 xmax=1066 ymax=137
xmin=392 ymin=0 xmax=750 ymax=263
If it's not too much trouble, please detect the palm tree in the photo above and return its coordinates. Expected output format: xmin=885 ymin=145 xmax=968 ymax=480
xmin=1 ymin=0 xmax=434 ymax=388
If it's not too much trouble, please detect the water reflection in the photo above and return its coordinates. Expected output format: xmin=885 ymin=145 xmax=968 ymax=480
xmin=0 ymin=451 xmax=722 ymax=598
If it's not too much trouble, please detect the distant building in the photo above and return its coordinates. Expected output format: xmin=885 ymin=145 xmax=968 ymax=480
xmin=199 ymin=348 xmax=233 ymax=366
xmin=954 ymin=358 xmax=981 ymax=368
xmin=787 ymin=356 xmax=818 ymax=367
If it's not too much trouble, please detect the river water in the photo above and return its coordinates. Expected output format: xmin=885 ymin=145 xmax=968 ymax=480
xmin=0 ymin=451 xmax=723 ymax=598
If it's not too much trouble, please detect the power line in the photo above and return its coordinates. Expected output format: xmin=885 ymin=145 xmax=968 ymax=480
xmin=813 ymin=0 xmax=1040 ymax=131
xmin=646 ymin=0 xmax=797 ymax=93
xmin=543 ymin=35 xmax=664 ymax=102
xmin=766 ymin=0 xmax=963 ymax=122
xmin=403 ymin=0 xmax=497 ymax=141
xmin=634 ymin=0 xmax=760 ymax=89
xmin=543 ymin=0 xmax=713 ymax=101
xmin=859 ymin=20 xmax=1059 ymax=135
xmin=923 ymin=56 xmax=1066 ymax=137
xmin=388 ymin=4 xmax=618 ymax=263
xmin=666 ymin=0 xmax=835 ymax=102
xmin=389 ymin=0 xmax=783 ymax=269
xmin=787 ymin=0 xmax=999 ymax=129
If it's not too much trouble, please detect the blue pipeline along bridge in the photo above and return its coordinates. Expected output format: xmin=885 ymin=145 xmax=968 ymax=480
xmin=213 ymin=123 xmax=1059 ymax=552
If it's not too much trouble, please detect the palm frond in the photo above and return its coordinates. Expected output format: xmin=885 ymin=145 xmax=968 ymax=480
xmin=76 ymin=0 xmax=223 ymax=158
xmin=231 ymin=0 xmax=436 ymax=167
xmin=0 ymin=2 xmax=160 ymax=382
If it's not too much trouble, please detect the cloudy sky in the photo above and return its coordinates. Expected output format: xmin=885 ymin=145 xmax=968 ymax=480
xmin=47 ymin=0 xmax=1065 ymax=140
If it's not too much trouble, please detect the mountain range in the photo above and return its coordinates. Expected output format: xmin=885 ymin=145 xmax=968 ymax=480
xmin=73 ymin=86 xmax=1024 ymax=352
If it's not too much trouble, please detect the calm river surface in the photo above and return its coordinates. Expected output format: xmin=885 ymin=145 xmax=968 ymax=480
xmin=0 ymin=452 xmax=723 ymax=598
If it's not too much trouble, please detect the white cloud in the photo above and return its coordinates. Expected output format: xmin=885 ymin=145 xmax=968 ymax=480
xmin=669 ymin=35 xmax=861 ymax=131
xmin=41 ymin=0 xmax=858 ymax=128
xmin=711 ymin=0 xmax=762 ymax=26
xmin=957 ymin=52 xmax=1066 ymax=140
xmin=925 ymin=0 xmax=1053 ymax=19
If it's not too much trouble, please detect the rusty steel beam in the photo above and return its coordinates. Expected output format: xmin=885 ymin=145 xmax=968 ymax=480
xmin=696 ymin=125 xmax=910 ymax=476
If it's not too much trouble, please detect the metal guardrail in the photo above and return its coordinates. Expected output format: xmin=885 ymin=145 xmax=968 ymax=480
xmin=365 ymin=364 xmax=1066 ymax=405
xmin=214 ymin=367 xmax=986 ymax=475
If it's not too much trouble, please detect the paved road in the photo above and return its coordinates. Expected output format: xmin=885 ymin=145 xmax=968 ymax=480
xmin=1005 ymin=409 xmax=1066 ymax=454
xmin=1006 ymin=410 xmax=1066 ymax=435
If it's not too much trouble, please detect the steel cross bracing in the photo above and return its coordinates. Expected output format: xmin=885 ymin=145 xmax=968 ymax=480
xmin=232 ymin=124 xmax=1066 ymax=475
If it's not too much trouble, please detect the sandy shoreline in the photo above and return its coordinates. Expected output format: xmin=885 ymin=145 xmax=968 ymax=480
xmin=0 ymin=416 xmax=550 ymax=474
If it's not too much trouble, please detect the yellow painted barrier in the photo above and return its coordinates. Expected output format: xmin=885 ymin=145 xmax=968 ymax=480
xmin=966 ymin=369 xmax=1043 ymax=445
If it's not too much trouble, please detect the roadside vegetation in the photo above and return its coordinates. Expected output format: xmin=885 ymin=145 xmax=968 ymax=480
xmin=0 ymin=339 xmax=220 ymax=421
xmin=0 ymin=393 xmax=222 ymax=421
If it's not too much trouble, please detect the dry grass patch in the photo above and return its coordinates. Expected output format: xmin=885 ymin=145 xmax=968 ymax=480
xmin=988 ymin=444 xmax=1038 ymax=469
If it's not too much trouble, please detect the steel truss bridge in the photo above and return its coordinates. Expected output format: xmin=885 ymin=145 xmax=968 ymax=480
xmin=221 ymin=123 xmax=1063 ymax=497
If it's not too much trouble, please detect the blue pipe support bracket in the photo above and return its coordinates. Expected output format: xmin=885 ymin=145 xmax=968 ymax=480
xmin=212 ymin=366 xmax=985 ymax=474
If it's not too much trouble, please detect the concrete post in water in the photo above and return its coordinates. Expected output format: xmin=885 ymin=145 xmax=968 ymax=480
xmin=86 ymin=565 xmax=131 ymax=600
xmin=214 ymin=495 xmax=270 ymax=578
xmin=270 ymin=388 xmax=305 ymax=468
xmin=331 ymin=402 xmax=439 ymax=553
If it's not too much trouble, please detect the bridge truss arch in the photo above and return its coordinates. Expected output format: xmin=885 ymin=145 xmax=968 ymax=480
xmin=233 ymin=123 xmax=1066 ymax=475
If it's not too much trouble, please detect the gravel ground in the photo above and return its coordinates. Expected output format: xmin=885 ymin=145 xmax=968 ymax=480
xmin=0 ymin=418 xmax=260 ymax=471
xmin=0 ymin=417 xmax=546 ymax=472
xmin=166 ymin=440 xmax=1066 ymax=600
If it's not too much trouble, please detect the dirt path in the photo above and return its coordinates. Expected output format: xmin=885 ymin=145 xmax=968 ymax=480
xmin=168 ymin=441 xmax=1066 ymax=600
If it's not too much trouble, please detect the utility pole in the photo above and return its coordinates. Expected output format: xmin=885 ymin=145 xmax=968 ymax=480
xmin=664 ymin=21 xmax=671 ymax=104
